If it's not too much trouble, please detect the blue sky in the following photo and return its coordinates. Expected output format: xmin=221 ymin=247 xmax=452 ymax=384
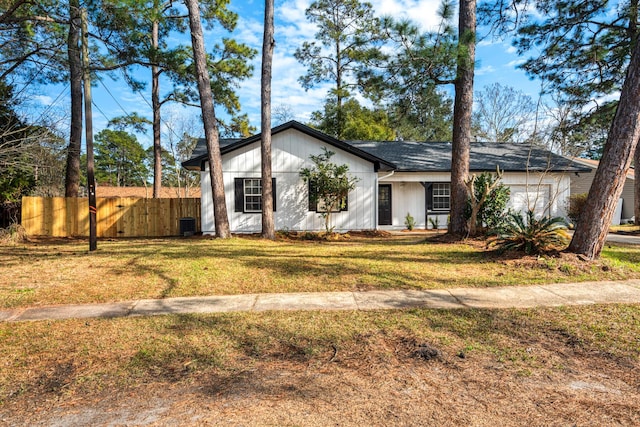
xmin=30 ymin=0 xmax=542 ymax=148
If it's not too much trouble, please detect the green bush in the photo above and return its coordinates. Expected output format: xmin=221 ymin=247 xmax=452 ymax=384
xmin=428 ymin=217 xmax=440 ymax=230
xmin=404 ymin=213 xmax=416 ymax=230
xmin=567 ymin=193 xmax=588 ymax=225
xmin=465 ymin=172 xmax=511 ymax=233
xmin=488 ymin=210 xmax=570 ymax=255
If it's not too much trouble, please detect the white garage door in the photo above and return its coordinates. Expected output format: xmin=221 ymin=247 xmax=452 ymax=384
xmin=508 ymin=185 xmax=550 ymax=219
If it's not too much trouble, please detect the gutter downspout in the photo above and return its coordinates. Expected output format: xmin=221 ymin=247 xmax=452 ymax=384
xmin=375 ymin=170 xmax=395 ymax=229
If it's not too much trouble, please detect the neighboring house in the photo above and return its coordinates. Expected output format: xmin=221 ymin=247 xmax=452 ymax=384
xmin=182 ymin=121 xmax=590 ymax=234
xmin=569 ymin=157 xmax=635 ymax=223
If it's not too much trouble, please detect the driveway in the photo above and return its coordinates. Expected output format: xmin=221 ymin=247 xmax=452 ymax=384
xmin=606 ymin=232 xmax=640 ymax=245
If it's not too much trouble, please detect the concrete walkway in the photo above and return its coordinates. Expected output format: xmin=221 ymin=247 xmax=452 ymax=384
xmin=2 ymin=279 xmax=640 ymax=323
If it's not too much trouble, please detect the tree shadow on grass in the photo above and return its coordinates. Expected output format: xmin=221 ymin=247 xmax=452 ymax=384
xmin=6 ymin=306 xmax=640 ymax=407
xmin=126 ymin=307 xmax=640 ymax=394
xmin=102 ymin=238 xmax=497 ymax=297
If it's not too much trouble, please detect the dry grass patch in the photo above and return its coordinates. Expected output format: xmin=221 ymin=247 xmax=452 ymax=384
xmin=0 ymin=224 xmax=27 ymax=244
xmin=610 ymin=224 xmax=640 ymax=234
xmin=1 ymin=234 xmax=639 ymax=308
xmin=1 ymin=305 xmax=639 ymax=425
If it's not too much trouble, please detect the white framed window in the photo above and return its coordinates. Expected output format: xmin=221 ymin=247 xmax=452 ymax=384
xmin=235 ymin=178 xmax=276 ymax=213
xmin=308 ymin=181 xmax=348 ymax=213
xmin=432 ymin=183 xmax=450 ymax=210
xmin=243 ymin=178 xmax=262 ymax=212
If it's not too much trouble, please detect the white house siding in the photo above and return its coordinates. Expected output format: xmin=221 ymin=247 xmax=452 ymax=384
xmin=388 ymin=182 xmax=428 ymax=228
xmin=501 ymin=173 xmax=570 ymax=219
xmin=620 ymin=184 xmax=634 ymax=220
xmin=200 ymin=128 xmax=378 ymax=234
xmin=378 ymin=172 xmax=449 ymax=229
xmin=571 ymin=169 xmax=635 ymax=220
xmin=377 ymin=171 xmax=571 ymax=230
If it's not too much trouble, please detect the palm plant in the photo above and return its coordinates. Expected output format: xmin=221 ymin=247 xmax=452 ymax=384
xmin=488 ymin=210 xmax=570 ymax=255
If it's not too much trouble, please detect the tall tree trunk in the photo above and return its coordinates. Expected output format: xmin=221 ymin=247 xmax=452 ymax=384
xmin=184 ymin=0 xmax=230 ymax=238
xmin=630 ymin=0 xmax=639 ymax=226
xmin=335 ymin=39 xmax=343 ymax=139
xmin=152 ymin=16 xmax=162 ymax=198
xmin=261 ymin=0 xmax=275 ymax=240
xmin=81 ymin=7 xmax=97 ymax=251
xmin=65 ymin=0 xmax=82 ymax=197
xmin=568 ymin=34 xmax=640 ymax=258
xmin=448 ymin=0 xmax=476 ymax=238
xmin=635 ymin=147 xmax=639 ymax=225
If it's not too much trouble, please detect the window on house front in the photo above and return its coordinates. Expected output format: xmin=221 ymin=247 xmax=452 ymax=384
xmin=234 ymin=178 xmax=277 ymax=213
xmin=244 ymin=178 xmax=262 ymax=212
xmin=432 ymin=183 xmax=450 ymax=210
xmin=308 ymin=180 xmax=349 ymax=213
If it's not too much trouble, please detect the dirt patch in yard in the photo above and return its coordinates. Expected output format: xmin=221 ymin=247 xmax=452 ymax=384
xmin=8 ymin=358 xmax=637 ymax=426
xmin=490 ymin=251 xmax=615 ymax=276
xmin=2 ymin=318 xmax=639 ymax=426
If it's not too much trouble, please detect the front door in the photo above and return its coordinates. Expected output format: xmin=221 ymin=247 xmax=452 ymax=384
xmin=378 ymin=184 xmax=392 ymax=226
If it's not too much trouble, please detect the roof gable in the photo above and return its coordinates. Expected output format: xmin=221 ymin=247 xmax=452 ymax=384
xmin=570 ymin=157 xmax=635 ymax=180
xmin=182 ymin=121 xmax=590 ymax=174
xmin=182 ymin=121 xmax=395 ymax=171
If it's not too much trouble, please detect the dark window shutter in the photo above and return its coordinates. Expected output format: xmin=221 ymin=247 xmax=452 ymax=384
xmin=308 ymin=180 xmax=317 ymax=212
xmin=234 ymin=178 xmax=244 ymax=212
xmin=425 ymin=183 xmax=433 ymax=211
xmin=271 ymin=178 xmax=276 ymax=212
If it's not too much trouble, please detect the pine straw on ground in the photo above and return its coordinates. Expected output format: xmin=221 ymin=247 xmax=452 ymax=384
xmin=1 ymin=306 xmax=639 ymax=426
xmin=427 ymin=232 xmax=618 ymax=276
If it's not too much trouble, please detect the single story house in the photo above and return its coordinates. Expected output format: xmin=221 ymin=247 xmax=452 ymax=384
xmin=569 ymin=157 xmax=635 ymax=224
xmin=182 ymin=121 xmax=590 ymax=234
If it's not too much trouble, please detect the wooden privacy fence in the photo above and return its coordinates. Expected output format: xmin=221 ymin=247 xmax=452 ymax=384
xmin=21 ymin=197 xmax=201 ymax=238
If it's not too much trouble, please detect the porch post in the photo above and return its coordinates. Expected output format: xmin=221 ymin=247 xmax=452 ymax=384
xmin=374 ymin=175 xmax=379 ymax=230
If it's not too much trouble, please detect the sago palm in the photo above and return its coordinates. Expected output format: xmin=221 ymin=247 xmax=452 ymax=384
xmin=488 ymin=210 xmax=570 ymax=255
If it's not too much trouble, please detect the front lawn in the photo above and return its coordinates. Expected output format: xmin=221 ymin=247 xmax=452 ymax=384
xmin=1 ymin=234 xmax=639 ymax=309
xmin=2 ymin=234 xmax=640 ymax=424
xmin=1 ymin=305 xmax=639 ymax=424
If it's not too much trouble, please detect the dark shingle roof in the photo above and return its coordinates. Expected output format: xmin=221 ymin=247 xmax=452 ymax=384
xmin=182 ymin=121 xmax=590 ymax=174
xmin=182 ymin=138 xmax=240 ymax=170
xmin=182 ymin=121 xmax=395 ymax=171
xmin=348 ymin=140 xmax=591 ymax=173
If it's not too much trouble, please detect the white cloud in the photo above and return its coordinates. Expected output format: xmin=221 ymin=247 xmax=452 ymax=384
xmin=478 ymin=39 xmax=499 ymax=47
xmin=32 ymin=95 xmax=54 ymax=105
xmin=369 ymin=0 xmax=446 ymax=30
xmin=233 ymin=16 xmax=263 ymax=48
xmin=475 ymin=65 xmax=496 ymax=76
xmin=506 ymin=58 xmax=526 ymax=68
xmin=236 ymin=47 xmax=329 ymax=125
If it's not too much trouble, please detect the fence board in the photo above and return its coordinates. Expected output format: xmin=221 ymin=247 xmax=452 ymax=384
xmin=21 ymin=196 xmax=201 ymax=238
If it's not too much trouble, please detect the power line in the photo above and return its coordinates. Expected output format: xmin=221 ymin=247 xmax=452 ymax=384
xmin=91 ymin=98 xmax=112 ymax=126
xmin=97 ymin=74 xmax=184 ymax=144
xmin=97 ymin=77 xmax=133 ymax=119
xmin=12 ymin=43 xmax=66 ymax=100
xmin=31 ymin=83 xmax=70 ymax=124
xmin=95 ymin=68 xmax=185 ymax=143
xmin=123 ymin=71 xmax=195 ymax=143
